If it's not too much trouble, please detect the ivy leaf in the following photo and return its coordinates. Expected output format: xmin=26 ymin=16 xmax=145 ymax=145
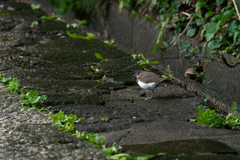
xmin=195 ymin=2 xmax=209 ymax=18
xmin=205 ymin=11 xmax=215 ymax=19
xmin=203 ymin=21 xmax=219 ymax=33
xmin=220 ymin=10 xmax=233 ymax=26
xmin=186 ymin=27 xmax=196 ymax=37
xmin=145 ymin=14 xmax=154 ymax=22
xmin=228 ymin=20 xmax=240 ymax=33
xmin=195 ymin=17 xmax=203 ymax=26
xmin=208 ymin=39 xmax=220 ymax=49
xmin=205 ymin=32 xmax=216 ymax=42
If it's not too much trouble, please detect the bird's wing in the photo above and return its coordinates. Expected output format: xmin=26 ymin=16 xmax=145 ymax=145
xmin=140 ymin=72 xmax=164 ymax=83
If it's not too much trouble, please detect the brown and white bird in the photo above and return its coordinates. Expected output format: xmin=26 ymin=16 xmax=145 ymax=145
xmin=133 ymin=70 xmax=165 ymax=99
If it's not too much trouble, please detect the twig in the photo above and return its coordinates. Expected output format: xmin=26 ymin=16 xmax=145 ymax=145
xmin=220 ymin=55 xmax=240 ymax=68
xmin=110 ymin=56 xmax=183 ymax=75
xmin=233 ymin=0 xmax=240 ymax=21
xmin=181 ymin=11 xmax=190 ymax=17
xmin=110 ymin=63 xmax=141 ymax=75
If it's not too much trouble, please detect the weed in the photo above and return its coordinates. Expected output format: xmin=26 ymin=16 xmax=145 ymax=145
xmin=0 ymin=74 xmax=11 ymax=84
xmin=66 ymin=20 xmax=87 ymax=29
xmin=6 ymin=77 xmax=20 ymax=92
xmin=196 ymin=101 xmax=240 ymax=129
xmin=30 ymin=21 xmax=39 ymax=28
xmin=49 ymin=111 xmax=85 ymax=132
xmin=101 ymin=117 xmax=108 ymax=122
xmin=41 ymin=14 xmax=61 ymax=21
xmin=132 ymin=54 xmax=159 ymax=66
xmin=162 ymin=65 xmax=173 ymax=80
xmin=31 ymin=4 xmax=41 ymax=10
xmin=104 ymin=39 xmax=115 ymax=46
xmin=21 ymin=90 xmax=47 ymax=107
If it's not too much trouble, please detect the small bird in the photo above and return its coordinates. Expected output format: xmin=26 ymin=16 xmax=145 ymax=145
xmin=133 ymin=70 xmax=165 ymax=99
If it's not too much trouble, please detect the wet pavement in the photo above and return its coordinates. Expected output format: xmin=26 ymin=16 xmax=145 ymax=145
xmin=1 ymin=0 xmax=240 ymax=159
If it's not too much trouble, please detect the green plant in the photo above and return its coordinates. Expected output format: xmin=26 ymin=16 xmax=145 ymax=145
xmin=0 ymin=74 xmax=11 ymax=84
xmin=6 ymin=77 xmax=20 ymax=92
xmin=162 ymin=65 xmax=173 ymax=80
xmin=21 ymin=90 xmax=47 ymax=107
xmin=41 ymin=14 xmax=61 ymax=21
xmin=30 ymin=21 xmax=39 ymax=28
xmin=104 ymin=39 xmax=115 ymax=46
xmin=67 ymin=31 xmax=97 ymax=39
xmin=196 ymin=101 xmax=240 ymax=129
xmin=88 ymin=66 xmax=104 ymax=76
xmin=31 ymin=4 xmax=41 ymax=10
xmin=66 ymin=20 xmax=87 ymax=28
xmin=132 ymin=54 xmax=159 ymax=66
xmin=88 ymin=53 xmax=111 ymax=81
xmin=49 ymin=111 xmax=85 ymax=132
xmin=101 ymin=117 xmax=108 ymax=122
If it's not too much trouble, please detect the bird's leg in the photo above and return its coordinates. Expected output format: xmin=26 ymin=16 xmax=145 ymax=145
xmin=150 ymin=89 xmax=154 ymax=99
xmin=144 ymin=90 xmax=149 ymax=100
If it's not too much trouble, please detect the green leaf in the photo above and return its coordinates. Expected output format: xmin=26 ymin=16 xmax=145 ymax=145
xmin=139 ymin=62 xmax=148 ymax=65
xmin=231 ymin=101 xmax=237 ymax=112
xmin=203 ymin=21 xmax=219 ymax=33
xmin=188 ymin=61 xmax=196 ymax=64
xmin=195 ymin=2 xmax=209 ymax=18
xmin=167 ymin=65 xmax=171 ymax=75
xmin=186 ymin=27 xmax=196 ymax=37
xmin=110 ymin=39 xmax=115 ymax=43
xmin=228 ymin=20 xmax=240 ymax=33
xmin=79 ymin=19 xmax=87 ymax=25
xmin=150 ymin=61 xmax=159 ymax=64
xmin=205 ymin=11 xmax=215 ymax=19
xmin=95 ymin=53 xmax=103 ymax=60
xmin=162 ymin=75 xmax=168 ymax=79
xmin=211 ymin=14 xmax=223 ymax=22
xmin=208 ymin=39 xmax=220 ymax=49
xmin=104 ymin=40 xmax=109 ymax=44
xmin=220 ymin=10 xmax=233 ymax=26
xmin=205 ymin=32 xmax=216 ymax=42
xmin=31 ymin=4 xmax=41 ymax=10
xmin=195 ymin=17 xmax=203 ymax=26
xmin=145 ymin=14 xmax=154 ymax=22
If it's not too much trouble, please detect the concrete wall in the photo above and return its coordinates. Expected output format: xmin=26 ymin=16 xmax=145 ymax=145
xmin=88 ymin=4 xmax=240 ymax=104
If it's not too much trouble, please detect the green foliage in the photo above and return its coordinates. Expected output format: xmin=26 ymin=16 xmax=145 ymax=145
xmin=101 ymin=117 xmax=108 ymax=122
xmin=30 ymin=21 xmax=39 ymax=28
xmin=6 ymin=77 xmax=20 ymax=92
xmin=0 ymin=74 xmax=11 ymax=84
xmin=104 ymin=39 xmax=115 ymax=46
xmin=41 ymin=14 xmax=61 ymax=21
xmin=132 ymin=54 xmax=159 ymax=66
xmin=196 ymin=101 xmax=240 ymax=129
xmin=31 ymin=4 xmax=41 ymax=10
xmin=66 ymin=20 xmax=87 ymax=28
xmin=21 ymin=90 xmax=47 ymax=107
xmin=67 ymin=31 xmax=97 ymax=39
xmin=162 ymin=65 xmax=173 ymax=80
xmin=49 ymin=111 xmax=85 ymax=132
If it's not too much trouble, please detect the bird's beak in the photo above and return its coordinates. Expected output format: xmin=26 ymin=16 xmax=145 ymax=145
xmin=130 ymin=74 xmax=135 ymax=78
